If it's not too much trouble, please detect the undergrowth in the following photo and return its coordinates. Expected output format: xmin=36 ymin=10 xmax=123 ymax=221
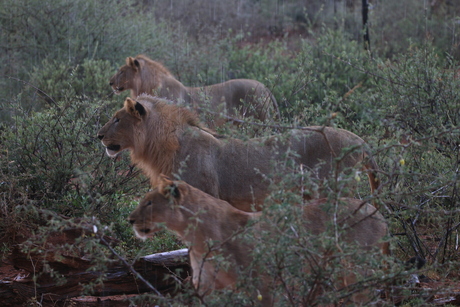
xmin=0 ymin=1 xmax=459 ymax=305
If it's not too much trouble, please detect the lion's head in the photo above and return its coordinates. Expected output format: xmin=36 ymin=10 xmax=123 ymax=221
xmin=109 ymin=57 xmax=141 ymax=95
xmin=109 ymin=55 xmax=175 ymax=98
xmin=97 ymin=95 xmax=206 ymax=186
xmin=129 ymin=176 xmax=186 ymax=240
xmin=97 ymin=97 xmax=147 ymax=157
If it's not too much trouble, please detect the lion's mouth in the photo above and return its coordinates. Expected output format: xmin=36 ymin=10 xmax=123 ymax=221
xmin=134 ymin=227 xmax=154 ymax=240
xmin=113 ymin=86 xmax=124 ymax=94
xmin=133 ymin=224 xmax=163 ymax=240
xmin=105 ymin=144 xmax=121 ymax=157
xmin=139 ymin=228 xmax=151 ymax=234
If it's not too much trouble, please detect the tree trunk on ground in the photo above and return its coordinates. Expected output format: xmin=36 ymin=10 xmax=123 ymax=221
xmin=0 ymin=227 xmax=190 ymax=307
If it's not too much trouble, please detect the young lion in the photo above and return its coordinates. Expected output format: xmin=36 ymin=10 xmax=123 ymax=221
xmin=98 ymin=95 xmax=380 ymax=212
xmin=129 ymin=176 xmax=389 ymax=305
xmin=109 ymin=55 xmax=279 ymax=128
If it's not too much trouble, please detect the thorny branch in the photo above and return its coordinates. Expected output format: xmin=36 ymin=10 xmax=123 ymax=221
xmin=97 ymin=232 xmax=166 ymax=299
xmin=2 ymin=75 xmax=59 ymax=108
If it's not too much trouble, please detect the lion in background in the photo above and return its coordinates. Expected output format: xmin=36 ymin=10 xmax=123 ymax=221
xmin=109 ymin=55 xmax=280 ymax=128
xmin=97 ymin=95 xmax=380 ymax=212
xmin=129 ymin=176 xmax=389 ymax=305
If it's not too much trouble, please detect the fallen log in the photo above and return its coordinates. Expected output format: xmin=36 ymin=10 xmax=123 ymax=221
xmin=143 ymin=248 xmax=189 ymax=266
xmin=1 ymin=222 xmax=190 ymax=307
xmin=1 ymin=248 xmax=190 ymax=306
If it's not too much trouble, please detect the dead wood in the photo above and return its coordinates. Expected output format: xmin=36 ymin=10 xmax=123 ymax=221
xmin=0 ymin=225 xmax=190 ymax=306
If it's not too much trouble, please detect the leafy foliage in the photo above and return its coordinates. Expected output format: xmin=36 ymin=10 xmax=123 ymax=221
xmin=28 ymin=59 xmax=114 ymax=105
xmin=0 ymin=0 xmax=169 ymax=98
xmin=0 ymin=0 xmax=459 ymax=305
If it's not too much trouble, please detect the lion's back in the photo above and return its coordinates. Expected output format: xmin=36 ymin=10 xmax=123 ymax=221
xmin=198 ymin=78 xmax=277 ymax=120
xmin=285 ymin=127 xmax=366 ymax=177
xmin=303 ymin=198 xmax=387 ymax=247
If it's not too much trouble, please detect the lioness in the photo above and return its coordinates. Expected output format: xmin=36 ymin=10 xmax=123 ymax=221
xmin=129 ymin=176 xmax=389 ymax=305
xmin=97 ymin=95 xmax=380 ymax=212
xmin=109 ymin=55 xmax=279 ymax=127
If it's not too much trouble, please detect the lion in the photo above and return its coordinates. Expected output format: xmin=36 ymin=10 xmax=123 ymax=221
xmin=109 ymin=54 xmax=279 ymax=127
xmin=97 ymin=95 xmax=380 ymax=212
xmin=128 ymin=176 xmax=389 ymax=305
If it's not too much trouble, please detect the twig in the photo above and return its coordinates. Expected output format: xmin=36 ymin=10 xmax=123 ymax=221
xmin=2 ymin=75 xmax=59 ymax=109
xmin=97 ymin=234 xmax=165 ymax=298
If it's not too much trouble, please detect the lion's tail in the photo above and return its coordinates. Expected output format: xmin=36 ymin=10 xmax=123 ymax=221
xmin=259 ymin=84 xmax=280 ymax=120
xmin=363 ymin=150 xmax=381 ymax=209
xmin=270 ymin=93 xmax=281 ymax=120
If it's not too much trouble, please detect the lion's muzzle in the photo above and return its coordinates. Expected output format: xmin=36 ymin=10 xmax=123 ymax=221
xmin=98 ymin=134 xmax=122 ymax=157
xmin=108 ymin=82 xmax=123 ymax=94
xmin=97 ymin=134 xmax=121 ymax=151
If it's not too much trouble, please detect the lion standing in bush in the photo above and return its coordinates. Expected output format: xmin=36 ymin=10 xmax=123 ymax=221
xmin=109 ymin=55 xmax=279 ymax=127
xmin=98 ymin=95 xmax=380 ymax=212
xmin=129 ymin=176 xmax=389 ymax=305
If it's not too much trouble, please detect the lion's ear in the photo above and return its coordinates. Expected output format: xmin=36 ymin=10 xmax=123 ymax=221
xmin=126 ymin=57 xmax=138 ymax=69
xmin=158 ymin=175 xmax=180 ymax=200
xmin=124 ymin=98 xmax=146 ymax=119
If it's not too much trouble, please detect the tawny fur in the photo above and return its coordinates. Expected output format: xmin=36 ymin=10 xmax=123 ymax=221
xmin=109 ymin=54 xmax=280 ymax=127
xmin=98 ymin=95 xmax=380 ymax=212
xmin=128 ymin=177 xmax=389 ymax=305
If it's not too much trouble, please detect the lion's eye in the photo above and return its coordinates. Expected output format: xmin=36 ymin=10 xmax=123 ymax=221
xmin=114 ymin=117 xmax=120 ymax=123
xmin=145 ymin=201 xmax=152 ymax=206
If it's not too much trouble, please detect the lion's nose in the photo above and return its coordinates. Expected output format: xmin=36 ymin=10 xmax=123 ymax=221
xmin=109 ymin=82 xmax=113 ymax=86
xmin=128 ymin=218 xmax=135 ymax=225
xmin=97 ymin=134 xmax=104 ymax=140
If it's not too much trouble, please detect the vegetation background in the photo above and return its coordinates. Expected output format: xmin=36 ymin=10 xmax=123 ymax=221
xmin=0 ymin=0 xmax=459 ymax=305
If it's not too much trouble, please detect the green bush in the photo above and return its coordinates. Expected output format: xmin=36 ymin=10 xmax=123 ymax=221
xmin=1 ymin=0 xmax=460 ymax=304
xmin=371 ymin=49 xmax=460 ymax=266
xmin=0 ymin=94 xmax=181 ymax=251
xmin=227 ymin=28 xmax=371 ymax=127
xmin=0 ymin=0 xmax=170 ymax=99
xmin=317 ymin=43 xmax=460 ymax=269
xmin=28 ymin=59 xmax=114 ymax=105
xmin=370 ymin=0 xmax=460 ymax=59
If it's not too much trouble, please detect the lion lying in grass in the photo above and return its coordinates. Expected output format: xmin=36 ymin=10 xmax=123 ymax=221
xmin=109 ymin=55 xmax=279 ymax=127
xmin=98 ymin=95 xmax=380 ymax=211
xmin=129 ymin=176 xmax=389 ymax=305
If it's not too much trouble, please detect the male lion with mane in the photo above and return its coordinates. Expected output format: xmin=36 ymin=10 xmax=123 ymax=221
xmin=129 ymin=176 xmax=389 ymax=305
xmin=109 ymin=54 xmax=279 ymax=128
xmin=97 ymin=95 xmax=380 ymax=212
